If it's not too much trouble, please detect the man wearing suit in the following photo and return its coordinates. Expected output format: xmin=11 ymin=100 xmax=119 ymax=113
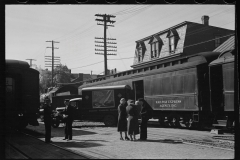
xmin=62 ymin=99 xmax=74 ymax=141
xmin=139 ymin=98 xmax=152 ymax=141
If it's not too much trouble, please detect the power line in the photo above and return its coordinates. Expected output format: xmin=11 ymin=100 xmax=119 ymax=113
xmin=53 ymin=6 xmax=234 ymax=67
xmin=70 ymin=61 xmax=104 ymax=70
xmin=108 ymin=33 xmax=235 ymax=60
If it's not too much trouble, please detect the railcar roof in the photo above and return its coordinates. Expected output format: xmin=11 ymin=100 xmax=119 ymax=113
xmin=6 ymin=59 xmax=30 ymax=68
xmin=209 ymin=51 xmax=234 ymax=66
xmin=70 ymin=98 xmax=82 ymax=101
xmin=82 ymin=85 xmax=131 ymax=91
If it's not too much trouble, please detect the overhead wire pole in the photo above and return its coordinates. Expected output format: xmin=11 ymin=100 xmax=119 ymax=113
xmin=46 ymin=40 xmax=59 ymax=87
xmin=95 ymin=14 xmax=117 ymax=75
xmin=26 ymin=59 xmax=36 ymax=67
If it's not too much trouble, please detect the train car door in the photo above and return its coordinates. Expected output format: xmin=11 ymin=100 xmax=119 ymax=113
xmin=133 ymin=80 xmax=144 ymax=101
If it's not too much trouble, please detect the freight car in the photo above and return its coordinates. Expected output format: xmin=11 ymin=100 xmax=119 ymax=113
xmin=79 ymin=51 xmax=223 ymax=129
xmin=6 ymin=59 xmax=39 ymax=129
xmin=209 ymin=49 xmax=236 ymax=128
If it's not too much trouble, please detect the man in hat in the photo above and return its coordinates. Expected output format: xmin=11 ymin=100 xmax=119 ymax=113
xmin=62 ymin=99 xmax=74 ymax=140
xmin=138 ymin=98 xmax=152 ymax=140
xmin=43 ymin=97 xmax=52 ymax=143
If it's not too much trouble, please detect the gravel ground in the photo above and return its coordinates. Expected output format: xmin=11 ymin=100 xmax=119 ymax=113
xmin=25 ymin=120 xmax=235 ymax=159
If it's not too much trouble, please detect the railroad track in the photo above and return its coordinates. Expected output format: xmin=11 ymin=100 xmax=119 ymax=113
xmin=5 ymin=127 xmax=96 ymax=159
xmin=5 ymin=141 xmax=30 ymax=159
xmin=71 ymin=122 xmax=235 ymax=151
xmin=146 ymin=130 xmax=234 ymax=151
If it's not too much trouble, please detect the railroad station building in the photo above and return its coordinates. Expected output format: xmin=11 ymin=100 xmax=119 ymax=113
xmin=132 ymin=15 xmax=234 ymax=69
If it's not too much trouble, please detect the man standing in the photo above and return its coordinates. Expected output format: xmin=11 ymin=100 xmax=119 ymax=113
xmin=62 ymin=99 xmax=74 ymax=141
xmin=43 ymin=97 xmax=52 ymax=143
xmin=139 ymin=98 xmax=152 ymax=141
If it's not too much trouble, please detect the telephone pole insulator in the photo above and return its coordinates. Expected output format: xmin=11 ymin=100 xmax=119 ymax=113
xmin=95 ymin=14 xmax=117 ymax=76
xmin=46 ymin=40 xmax=60 ymax=87
xmin=26 ymin=59 xmax=36 ymax=67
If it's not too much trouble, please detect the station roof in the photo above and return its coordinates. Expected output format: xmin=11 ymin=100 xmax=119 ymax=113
xmin=213 ymin=36 xmax=235 ymax=53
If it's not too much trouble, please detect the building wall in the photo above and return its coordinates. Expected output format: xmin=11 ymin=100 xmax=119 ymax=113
xmin=183 ymin=24 xmax=234 ymax=56
xmin=133 ymin=22 xmax=234 ymax=67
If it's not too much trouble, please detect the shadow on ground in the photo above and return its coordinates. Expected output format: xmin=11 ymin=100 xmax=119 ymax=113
xmin=135 ymin=139 xmax=183 ymax=144
xmin=52 ymin=141 xmax=104 ymax=148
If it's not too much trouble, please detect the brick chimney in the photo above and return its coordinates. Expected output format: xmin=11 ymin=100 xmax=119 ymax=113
xmin=201 ymin=15 xmax=209 ymax=26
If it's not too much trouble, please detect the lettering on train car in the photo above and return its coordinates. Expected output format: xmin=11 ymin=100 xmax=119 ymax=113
xmin=156 ymin=100 xmax=183 ymax=108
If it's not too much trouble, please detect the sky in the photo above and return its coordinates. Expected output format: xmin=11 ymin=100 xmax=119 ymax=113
xmin=5 ymin=4 xmax=235 ymax=75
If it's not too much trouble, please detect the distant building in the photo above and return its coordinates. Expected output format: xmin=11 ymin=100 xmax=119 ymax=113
xmin=70 ymin=73 xmax=103 ymax=83
xmin=132 ymin=15 xmax=234 ymax=69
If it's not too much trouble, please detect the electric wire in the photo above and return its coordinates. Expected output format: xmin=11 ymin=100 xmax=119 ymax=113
xmin=49 ymin=6 xmax=234 ymax=70
xmin=67 ymin=33 xmax=234 ymax=70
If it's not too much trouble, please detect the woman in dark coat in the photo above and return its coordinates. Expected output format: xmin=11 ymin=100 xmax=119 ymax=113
xmin=126 ymin=99 xmax=139 ymax=141
xmin=117 ymin=98 xmax=130 ymax=140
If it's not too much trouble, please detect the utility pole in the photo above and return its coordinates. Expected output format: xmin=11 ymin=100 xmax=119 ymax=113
xmin=46 ymin=40 xmax=59 ymax=87
xmin=26 ymin=59 xmax=36 ymax=67
xmin=95 ymin=14 xmax=117 ymax=75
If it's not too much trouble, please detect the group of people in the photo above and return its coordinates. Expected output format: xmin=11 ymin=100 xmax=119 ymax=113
xmin=43 ymin=96 xmax=151 ymax=143
xmin=117 ymin=98 xmax=152 ymax=141
xmin=43 ymin=98 xmax=74 ymax=143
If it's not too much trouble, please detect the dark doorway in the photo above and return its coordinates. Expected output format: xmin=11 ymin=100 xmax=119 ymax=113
xmin=133 ymin=80 xmax=144 ymax=101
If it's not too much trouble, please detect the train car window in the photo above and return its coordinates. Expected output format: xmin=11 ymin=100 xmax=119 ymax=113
xmin=223 ymin=64 xmax=234 ymax=92
xmin=172 ymin=60 xmax=179 ymax=66
xmin=184 ymin=74 xmax=196 ymax=93
xmin=153 ymin=77 xmax=161 ymax=95
xmin=172 ymin=75 xmax=184 ymax=94
xmin=144 ymin=77 xmax=152 ymax=96
xmin=144 ymin=67 xmax=149 ymax=71
xmin=181 ymin=59 xmax=188 ymax=64
xmin=161 ymin=77 xmax=171 ymax=95
xmin=157 ymin=64 xmax=163 ymax=69
xmin=164 ymin=62 xmax=171 ymax=67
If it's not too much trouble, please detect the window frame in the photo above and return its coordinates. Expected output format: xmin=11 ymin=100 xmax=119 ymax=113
xmin=137 ymin=46 xmax=143 ymax=62
xmin=169 ymin=35 xmax=176 ymax=53
xmin=215 ymin=35 xmax=221 ymax=48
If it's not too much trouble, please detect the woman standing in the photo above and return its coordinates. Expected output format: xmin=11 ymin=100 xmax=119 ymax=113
xmin=126 ymin=99 xmax=139 ymax=141
xmin=117 ymin=98 xmax=130 ymax=140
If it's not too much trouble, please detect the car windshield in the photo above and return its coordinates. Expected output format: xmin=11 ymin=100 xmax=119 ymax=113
xmin=70 ymin=101 xmax=77 ymax=108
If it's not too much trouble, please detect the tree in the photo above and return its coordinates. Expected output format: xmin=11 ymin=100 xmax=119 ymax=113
xmin=53 ymin=64 xmax=71 ymax=84
xmin=36 ymin=66 xmax=52 ymax=94
xmin=36 ymin=64 xmax=71 ymax=94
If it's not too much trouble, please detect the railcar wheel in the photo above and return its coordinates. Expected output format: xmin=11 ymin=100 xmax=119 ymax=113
xmin=163 ymin=116 xmax=171 ymax=127
xmin=168 ymin=114 xmax=180 ymax=128
xmin=158 ymin=117 xmax=165 ymax=127
xmin=40 ymin=115 xmax=44 ymax=122
xmin=179 ymin=116 xmax=186 ymax=128
xmin=185 ymin=119 xmax=193 ymax=128
xmin=173 ymin=115 xmax=181 ymax=128
xmin=103 ymin=115 xmax=116 ymax=127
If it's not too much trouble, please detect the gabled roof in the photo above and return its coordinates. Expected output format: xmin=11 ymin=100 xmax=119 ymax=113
xmin=213 ymin=36 xmax=235 ymax=53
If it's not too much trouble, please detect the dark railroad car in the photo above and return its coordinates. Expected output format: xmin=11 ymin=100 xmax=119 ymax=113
xmin=209 ymin=49 xmax=235 ymax=128
xmin=78 ymin=85 xmax=131 ymax=126
xmin=6 ymin=59 xmax=39 ymax=128
xmin=79 ymin=52 xmax=221 ymax=128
